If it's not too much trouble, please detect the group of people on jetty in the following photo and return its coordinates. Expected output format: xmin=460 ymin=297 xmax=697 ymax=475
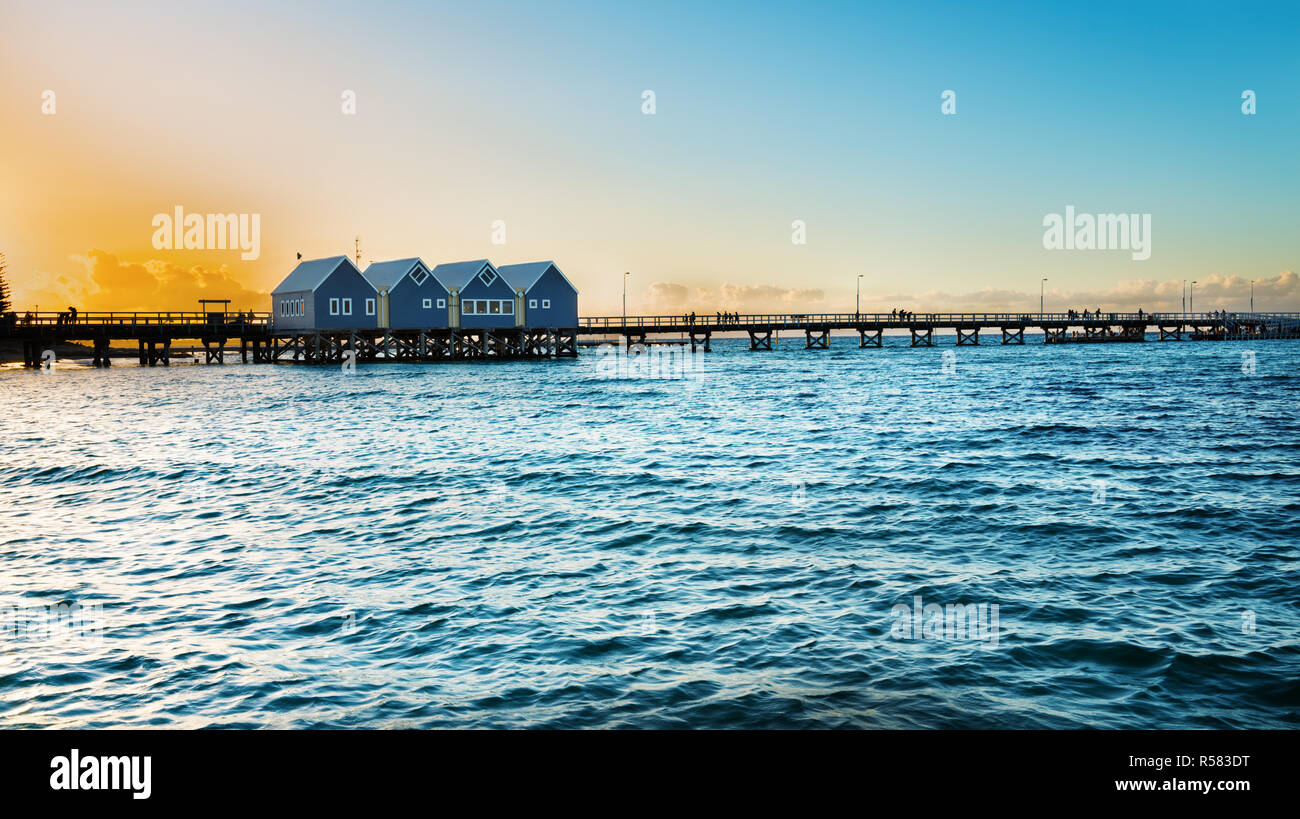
xmin=0 ymin=306 xmax=80 ymax=327
xmin=1 ymin=307 xmax=78 ymax=328
xmin=682 ymin=312 xmax=742 ymax=326
xmin=1066 ymin=308 xmax=1116 ymax=320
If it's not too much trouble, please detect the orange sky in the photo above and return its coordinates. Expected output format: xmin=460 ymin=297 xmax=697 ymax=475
xmin=2 ymin=1 xmax=1295 ymax=316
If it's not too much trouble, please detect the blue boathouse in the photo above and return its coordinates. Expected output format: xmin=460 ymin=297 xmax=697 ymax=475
xmin=271 ymin=256 xmax=377 ymax=331
xmin=430 ymin=259 xmax=518 ymax=329
xmin=497 ymin=261 xmax=579 ymax=328
xmin=362 ymin=258 xmax=450 ymax=329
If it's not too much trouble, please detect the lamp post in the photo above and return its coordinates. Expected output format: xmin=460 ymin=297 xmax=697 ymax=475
xmin=623 ymin=271 xmax=629 ymax=326
xmin=1040 ymin=277 xmax=1047 ymax=316
xmin=1250 ymin=279 xmax=1255 ymax=313
xmin=1182 ymin=279 xmax=1186 ymax=314
xmin=856 ymin=274 xmax=863 ymax=315
xmin=1190 ymin=280 xmax=1196 ymax=314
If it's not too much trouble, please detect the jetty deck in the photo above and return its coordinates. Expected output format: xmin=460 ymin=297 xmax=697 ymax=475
xmin=3 ymin=310 xmax=1298 ymax=367
xmin=583 ymin=311 xmax=1300 ymax=350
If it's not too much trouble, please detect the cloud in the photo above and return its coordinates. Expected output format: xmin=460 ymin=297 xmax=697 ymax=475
xmin=871 ymin=271 xmax=1297 ymax=313
xmin=645 ymin=281 xmax=827 ymax=313
xmin=15 ymin=250 xmax=268 ymax=312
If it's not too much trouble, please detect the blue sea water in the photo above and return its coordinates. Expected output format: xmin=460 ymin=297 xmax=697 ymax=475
xmin=1 ymin=335 xmax=1297 ymax=728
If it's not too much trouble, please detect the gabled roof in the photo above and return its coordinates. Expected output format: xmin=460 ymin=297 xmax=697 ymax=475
xmin=429 ymin=259 xmax=500 ymax=291
xmin=497 ymin=261 xmax=578 ymax=294
xmin=362 ymin=258 xmax=438 ymax=291
xmin=272 ymin=256 xmax=363 ymax=294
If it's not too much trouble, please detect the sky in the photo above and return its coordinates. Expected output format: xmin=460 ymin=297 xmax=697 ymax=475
xmin=1 ymin=0 xmax=1297 ymax=315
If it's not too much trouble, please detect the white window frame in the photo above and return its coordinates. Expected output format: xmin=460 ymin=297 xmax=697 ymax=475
xmin=342 ymin=298 xmax=352 ymax=315
xmin=329 ymin=298 xmax=340 ymax=315
xmin=528 ymin=299 xmax=537 ymax=309
xmin=437 ymin=298 xmax=446 ymax=309
xmin=423 ymin=298 xmax=432 ymax=309
xmin=365 ymin=298 xmax=376 ymax=316
xmin=462 ymin=300 xmax=475 ymax=315
xmin=542 ymin=299 xmax=551 ymax=309
xmin=502 ymin=299 xmax=514 ymax=315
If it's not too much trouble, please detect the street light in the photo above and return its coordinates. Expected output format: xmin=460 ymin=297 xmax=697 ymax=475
xmin=856 ymin=274 xmax=863 ymax=315
xmin=1250 ymin=279 xmax=1255 ymax=313
xmin=1182 ymin=279 xmax=1186 ymax=314
xmin=1040 ymin=277 xmax=1047 ymax=316
xmin=623 ymin=271 xmax=630 ymax=326
xmin=1190 ymin=280 xmax=1196 ymax=313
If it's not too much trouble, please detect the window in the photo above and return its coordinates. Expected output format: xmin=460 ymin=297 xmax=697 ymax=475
xmin=529 ymin=299 xmax=537 ymax=309
xmin=461 ymin=299 xmax=516 ymax=316
xmin=365 ymin=298 xmax=376 ymax=316
xmin=422 ymin=298 xmax=432 ymax=309
xmin=342 ymin=298 xmax=353 ymax=315
xmin=437 ymin=298 xmax=446 ymax=309
xmin=410 ymin=268 xmax=428 ymax=285
xmin=542 ymin=299 xmax=551 ymax=309
xmin=298 ymin=299 xmax=303 ymax=316
xmin=329 ymin=298 xmax=340 ymax=315
xmin=478 ymin=269 xmax=497 ymax=286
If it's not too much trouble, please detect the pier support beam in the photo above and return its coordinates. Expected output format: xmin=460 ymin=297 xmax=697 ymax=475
xmin=689 ymin=331 xmax=711 ymax=352
xmin=1000 ymin=327 xmax=1024 ymax=345
xmin=909 ymin=327 xmax=933 ymax=347
xmin=91 ymin=336 xmax=112 ymax=367
xmin=555 ymin=331 xmax=578 ymax=357
xmin=805 ymin=327 xmax=829 ymax=349
xmin=1158 ymin=325 xmax=1182 ymax=341
xmin=22 ymin=339 xmax=50 ymax=368
xmin=201 ymin=337 xmax=223 ymax=364
xmin=858 ymin=328 xmax=882 ymax=348
xmin=1043 ymin=327 xmax=1067 ymax=344
xmin=748 ymin=329 xmax=772 ymax=351
xmin=956 ymin=327 xmax=979 ymax=346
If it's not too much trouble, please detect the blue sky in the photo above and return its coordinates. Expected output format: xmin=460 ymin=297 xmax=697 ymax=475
xmin=3 ymin=0 xmax=1297 ymax=312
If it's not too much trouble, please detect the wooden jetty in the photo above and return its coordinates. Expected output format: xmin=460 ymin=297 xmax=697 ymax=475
xmin=581 ymin=312 xmax=1300 ymax=350
xmin=3 ymin=309 xmax=1298 ymax=367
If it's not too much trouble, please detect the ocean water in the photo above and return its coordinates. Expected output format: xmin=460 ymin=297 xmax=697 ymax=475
xmin=1 ymin=335 xmax=1297 ymax=729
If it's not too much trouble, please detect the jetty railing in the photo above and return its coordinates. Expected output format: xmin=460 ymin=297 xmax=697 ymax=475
xmin=3 ymin=311 xmax=271 ymax=327
xmin=579 ymin=311 xmax=1300 ymax=331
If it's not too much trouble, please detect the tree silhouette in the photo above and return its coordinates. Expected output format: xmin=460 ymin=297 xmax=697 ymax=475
xmin=0 ymin=253 xmax=11 ymax=313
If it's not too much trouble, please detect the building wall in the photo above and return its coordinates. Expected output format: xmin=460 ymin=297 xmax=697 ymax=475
xmin=388 ymin=275 xmax=451 ymax=329
xmin=457 ymin=274 xmax=519 ymax=329
xmin=311 ymin=265 xmax=379 ymax=330
xmin=523 ymin=266 xmax=579 ymax=328
xmin=272 ymin=290 xmax=312 ymax=330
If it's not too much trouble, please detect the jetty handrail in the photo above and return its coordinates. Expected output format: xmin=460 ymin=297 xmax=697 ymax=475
xmin=3 ymin=311 xmax=272 ymax=327
xmin=578 ymin=311 xmax=1300 ymax=330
